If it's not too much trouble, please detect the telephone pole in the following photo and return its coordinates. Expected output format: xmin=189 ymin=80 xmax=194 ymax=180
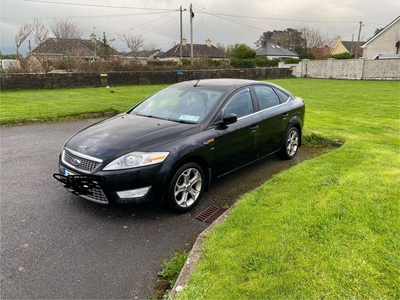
xmin=356 ymin=21 xmax=363 ymax=59
xmin=190 ymin=3 xmax=194 ymax=62
xmin=178 ymin=6 xmax=187 ymax=62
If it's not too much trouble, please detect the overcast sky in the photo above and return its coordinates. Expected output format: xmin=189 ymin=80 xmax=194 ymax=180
xmin=1 ymin=0 xmax=399 ymax=55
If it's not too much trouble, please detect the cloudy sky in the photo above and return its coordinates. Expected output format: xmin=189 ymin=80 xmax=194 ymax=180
xmin=1 ymin=0 xmax=399 ymax=55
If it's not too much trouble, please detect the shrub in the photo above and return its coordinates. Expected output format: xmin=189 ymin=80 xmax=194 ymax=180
xmin=230 ymin=58 xmax=256 ymax=68
xmin=331 ymin=52 xmax=354 ymax=59
xmin=285 ymin=58 xmax=302 ymax=64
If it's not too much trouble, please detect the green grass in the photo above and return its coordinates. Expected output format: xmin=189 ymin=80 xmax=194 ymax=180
xmin=159 ymin=251 xmax=189 ymax=287
xmin=1 ymin=79 xmax=399 ymax=299
xmin=0 ymin=85 xmax=168 ymax=124
xmin=177 ymin=79 xmax=400 ymax=299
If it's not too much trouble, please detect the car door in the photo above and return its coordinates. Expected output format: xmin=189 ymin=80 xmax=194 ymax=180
xmin=253 ymin=85 xmax=287 ymax=158
xmin=213 ymin=88 xmax=261 ymax=177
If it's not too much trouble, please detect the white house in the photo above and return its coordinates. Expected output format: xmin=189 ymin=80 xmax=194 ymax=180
xmin=361 ymin=16 xmax=400 ymax=59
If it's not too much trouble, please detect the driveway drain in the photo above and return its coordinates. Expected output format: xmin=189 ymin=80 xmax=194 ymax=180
xmin=193 ymin=205 xmax=226 ymax=223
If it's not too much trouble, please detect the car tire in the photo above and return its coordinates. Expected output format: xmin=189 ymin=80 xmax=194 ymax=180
xmin=167 ymin=162 xmax=205 ymax=213
xmin=278 ymin=127 xmax=300 ymax=160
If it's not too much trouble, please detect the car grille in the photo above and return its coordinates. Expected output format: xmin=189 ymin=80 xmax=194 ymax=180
xmin=53 ymin=173 xmax=109 ymax=204
xmin=73 ymin=186 xmax=108 ymax=204
xmin=63 ymin=148 xmax=102 ymax=173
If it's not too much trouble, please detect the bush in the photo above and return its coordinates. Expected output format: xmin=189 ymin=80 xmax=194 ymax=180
xmin=231 ymin=44 xmax=256 ymax=59
xmin=230 ymin=58 xmax=256 ymax=68
xmin=331 ymin=52 xmax=354 ymax=59
xmin=285 ymin=58 xmax=302 ymax=64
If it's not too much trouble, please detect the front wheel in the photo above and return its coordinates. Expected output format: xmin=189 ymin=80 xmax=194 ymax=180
xmin=167 ymin=162 xmax=205 ymax=213
xmin=278 ymin=127 xmax=300 ymax=160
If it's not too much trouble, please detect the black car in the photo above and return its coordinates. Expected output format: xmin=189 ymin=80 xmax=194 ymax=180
xmin=54 ymin=79 xmax=305 ymax=212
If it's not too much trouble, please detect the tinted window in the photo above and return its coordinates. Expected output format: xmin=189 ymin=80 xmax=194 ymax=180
xmin=224 ymin=88 xmax=253 ymax=118
xmin=254 ymin=85 xmax=280 ymax=110
xmin=275 ymin=88 xmax=290 ymax=103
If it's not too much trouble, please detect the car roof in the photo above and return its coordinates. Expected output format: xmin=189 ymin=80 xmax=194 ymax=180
xmin=173 ymin=78 xmax=269 ymax=91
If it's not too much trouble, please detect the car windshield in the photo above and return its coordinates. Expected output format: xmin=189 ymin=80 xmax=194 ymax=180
xmin=131 ymin=86 xmax=222 ymax=123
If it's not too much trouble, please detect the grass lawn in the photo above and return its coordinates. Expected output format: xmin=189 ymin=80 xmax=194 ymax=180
xmin=0 ymin=84 xmax=168 ymax=125
xmin=1 ymin=79 xmax=399 ymax=298
xmin=176 ymin=79 xmax=400 ymax=299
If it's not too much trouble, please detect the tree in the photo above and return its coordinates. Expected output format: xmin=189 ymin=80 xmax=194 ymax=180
xmin=118 ymin=32 xmax=144 ymax=63
xmin=255 ymin=28 xmax=304 ymax=51
xmin=49 ymin=18 xmax=82 ymax=40
xmin=15 ymin=21 xmax=34 ymax=56
xmin=47 ymin=18 xmax=83 ymax=70
xmin=296 ymin=26 xmax=334 ymax=60
xmin=231 ymin=44 xmax=256 ymax=59
xmin=33 ymin=18 xmax=49 ymax=48
xmin=216 ymin=43 xmax=239 ymax=56
xmin=255 ymin=32 xmax=273 ymax=48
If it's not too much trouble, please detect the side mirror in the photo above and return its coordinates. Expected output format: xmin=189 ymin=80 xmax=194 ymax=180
xmin=222 ymin=113 xmax=237 ymax=125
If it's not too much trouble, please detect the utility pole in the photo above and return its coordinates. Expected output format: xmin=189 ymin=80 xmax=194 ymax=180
xmin=190 ymin=3 xmax=194 ymax=62
xmin=179 ymin=6 xmax=185 ymax=62
xmin=356 ymin=21 xmax=362 ymax=59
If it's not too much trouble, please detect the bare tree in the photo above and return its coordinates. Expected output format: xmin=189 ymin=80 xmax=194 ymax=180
xmin=118 ymin=32 xmax=144 ymax=62
xmin=49 ymin=18 xmax=82 ymax=39
xmin=296 ymin=26 xmax=334 ymax=59
xmin=47 ymin=18 xmax=83 ymax=70
xmin=15 ymin=21 xmax=34 ymax=56
xmin=33 ymin=18 xmax=49 ymax=47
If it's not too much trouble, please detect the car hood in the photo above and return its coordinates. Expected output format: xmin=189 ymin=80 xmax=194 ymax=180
xmin=65 ymin=114 xmax=199 ymax=160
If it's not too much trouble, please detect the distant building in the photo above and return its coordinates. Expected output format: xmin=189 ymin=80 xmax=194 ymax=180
xmin=30 ymin=34 xmax=119 ymax=62
xmin=159 ymin=38 xmax=229 ymax=61
xmin=124 ymin=49 xmax=161 ymax=65
xmin=255 ymin=44 xmax=299 ymax=60
xmin=330 ymin=36 xmax=364 ymax=58
xmin=361 ymin=16 xmax=400 ymax=59
xmin=0 ymin=59 xmax=20 ymax=70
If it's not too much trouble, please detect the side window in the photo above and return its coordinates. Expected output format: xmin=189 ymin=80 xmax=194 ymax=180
xmin=223 ymin=88 xmax=253 ymax=118
xmin=254 ymin=86 xmax=280 ymax=110
xmin=275 ymin=88 xmax=290 ymax=103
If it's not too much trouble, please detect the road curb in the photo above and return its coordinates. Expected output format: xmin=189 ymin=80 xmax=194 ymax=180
xmin=169 ymin=207 xmax=232 ymax=299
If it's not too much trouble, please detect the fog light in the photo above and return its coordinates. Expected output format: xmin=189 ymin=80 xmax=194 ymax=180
xmin=117 ymin=187 xmax=151 ymax=199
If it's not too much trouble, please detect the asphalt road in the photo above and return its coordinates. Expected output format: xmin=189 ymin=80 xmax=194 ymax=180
xmin=0 ymin=119 xmax=318 ymax=299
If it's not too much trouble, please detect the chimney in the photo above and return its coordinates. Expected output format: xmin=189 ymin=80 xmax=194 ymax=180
xmin=90 ymin=33 xmax=96 ymax=42
xmin=182 ymin=38 xmax=187 ymax=46
xmin=205 ymin=39 xmax=211 ymax=47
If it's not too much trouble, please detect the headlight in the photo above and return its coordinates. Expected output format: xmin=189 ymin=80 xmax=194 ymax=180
xmin=103 ymin=152 xmax=169 ymax=170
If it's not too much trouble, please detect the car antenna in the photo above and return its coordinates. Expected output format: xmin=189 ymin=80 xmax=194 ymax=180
xmin=193 ymin=78 xmax=201 ymax=87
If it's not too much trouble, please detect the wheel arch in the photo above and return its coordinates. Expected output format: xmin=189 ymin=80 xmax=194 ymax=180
xmin=287 ymin=116 xmax=303 ymax=147
xmin=164 ymin=155 xmax=211 ymax=195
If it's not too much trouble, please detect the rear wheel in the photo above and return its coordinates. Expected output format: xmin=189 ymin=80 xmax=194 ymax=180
xmin=278 ymin=127 xmax=300 ymax=160
xmin=167 ymin=162 xmax=205 ymax=213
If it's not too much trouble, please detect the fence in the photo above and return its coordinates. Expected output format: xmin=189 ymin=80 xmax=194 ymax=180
xmin=298 ymin=58 xmax=400 ymax=80
xmin=0 ymin=68 xmax=291 ymax=91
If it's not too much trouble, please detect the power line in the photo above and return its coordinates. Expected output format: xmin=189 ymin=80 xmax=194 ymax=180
xmin=2 ymin=12 xmax=174 ymax=21
xmin=23 ymin=0 xmax=175 ymax=11
xmin=192 ymin=6 xmax=396 ymax=24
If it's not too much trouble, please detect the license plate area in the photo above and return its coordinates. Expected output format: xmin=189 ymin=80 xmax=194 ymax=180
xmin=62 ymin=167 xmax=75 ymax=176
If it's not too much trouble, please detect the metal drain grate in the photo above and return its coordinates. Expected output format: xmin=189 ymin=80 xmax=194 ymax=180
xmin=193 ymin=205 xmax=226 ymax=223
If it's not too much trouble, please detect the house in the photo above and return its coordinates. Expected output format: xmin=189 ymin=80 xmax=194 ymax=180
xmin=255 ymin=43 xmax=299 ymax=60
xmin=159 ymin=39 xmax=229 ymax=61
xmin=124 ymin=49 xmax=161 ymax=65
xmin=30 ymin=34 xmax=119 ymax=63
xmin=330 ymin=36 xmax=364 ymax=58
xmin=361 ymin=16 xmax=400 ymax=59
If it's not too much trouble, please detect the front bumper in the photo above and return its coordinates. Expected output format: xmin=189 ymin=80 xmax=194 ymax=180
xmin=54 ymin=164 xmax=165 ymax=205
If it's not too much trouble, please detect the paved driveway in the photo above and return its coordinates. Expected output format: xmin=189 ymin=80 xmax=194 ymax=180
xmin=0 ymin=119 xmax=316 ymax=299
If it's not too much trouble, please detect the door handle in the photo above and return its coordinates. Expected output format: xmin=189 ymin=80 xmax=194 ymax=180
xmin=250 ymin=124 xmax=259 ymax=133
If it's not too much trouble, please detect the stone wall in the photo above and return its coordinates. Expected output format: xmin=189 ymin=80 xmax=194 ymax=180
xmin=0 ymin=68 xmax=291 ymax=91
xmin=300 ymin=58 xmax=400 ymax=80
